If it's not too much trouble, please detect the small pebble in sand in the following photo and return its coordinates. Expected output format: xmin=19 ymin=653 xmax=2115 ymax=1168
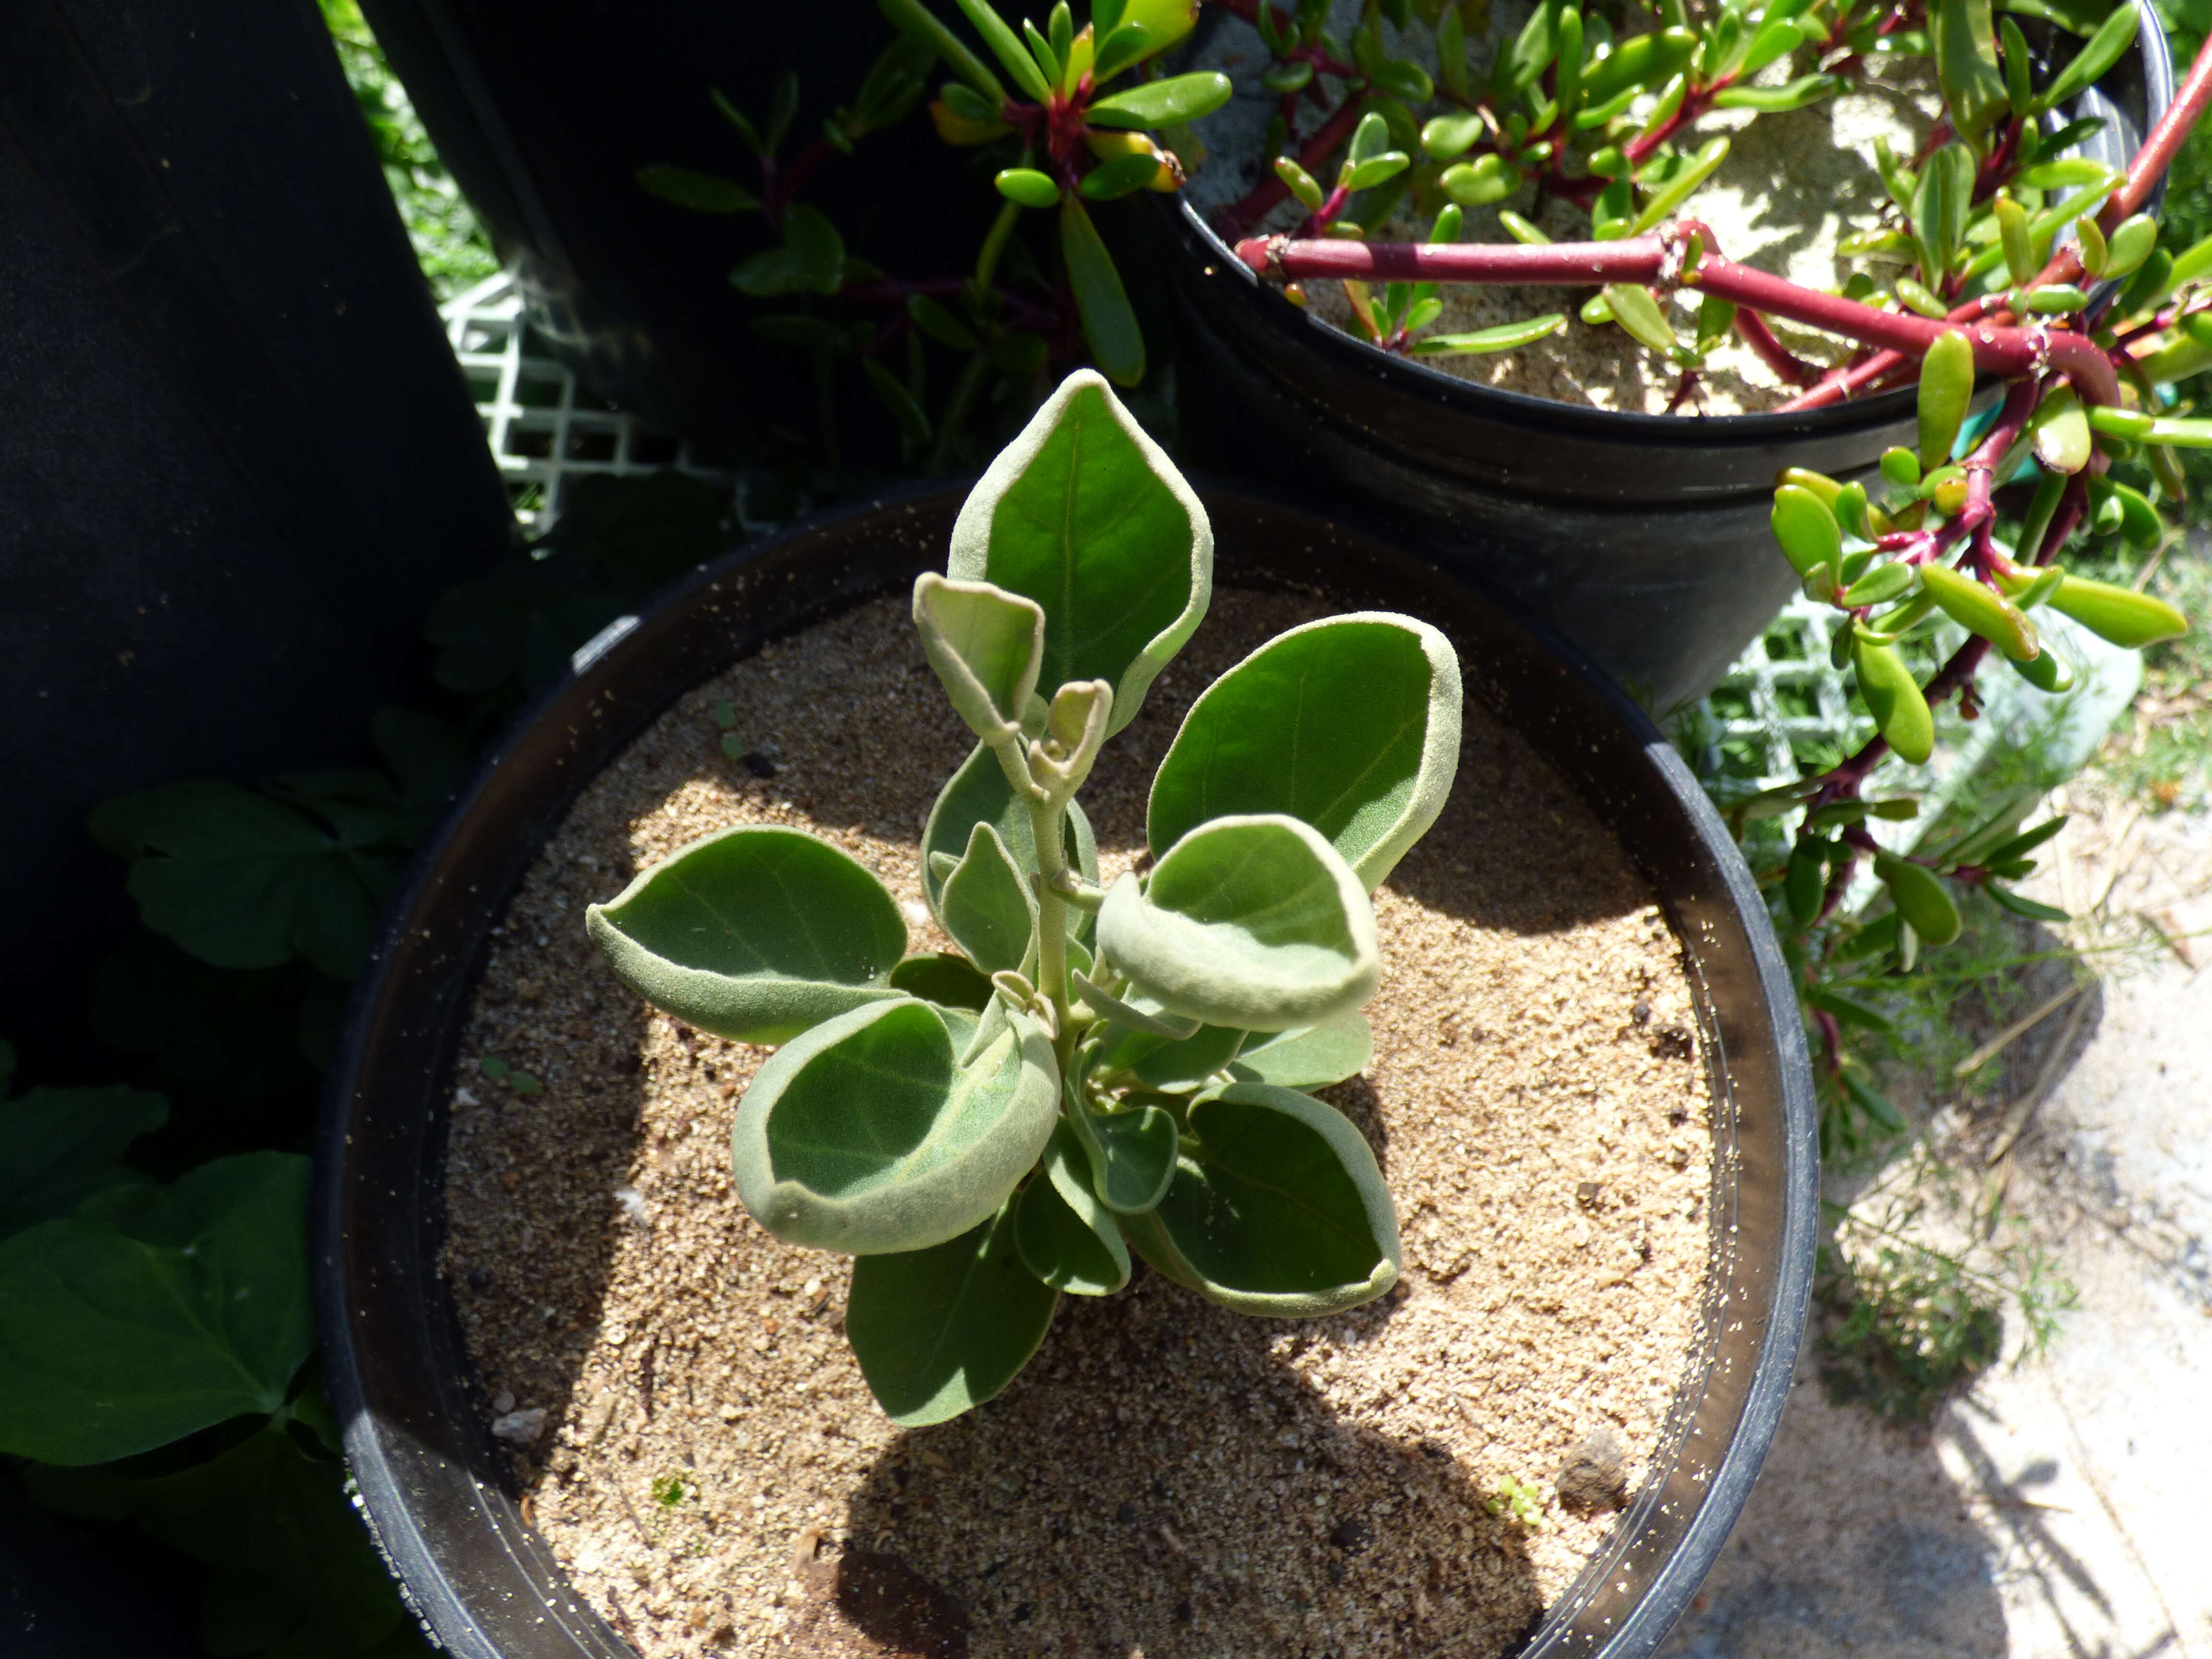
xmin=491 ymin=1407 xmax=547 ymax=1446
xmin=1558 ymin=1426 xmax=1631 ymax=1514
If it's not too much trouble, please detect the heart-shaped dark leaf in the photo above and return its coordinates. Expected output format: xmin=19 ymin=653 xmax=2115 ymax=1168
xmin=846 ymin=1198 xmax=1058 ymax=1426
xmin=1119 ymin=1083 xmax=1399 ymax=1316
xmin=940 ymin=822 xmax=1038 ymax=975
xmin=1013 ymin=1124 xmax=1131 ymax=1295
xmin=87 ymin=783 xmax=389 ymax=978
xmin=0 ymin=1085 xmax=168 ymax=1238
xmin=1099 ymin=815 xmax=1379 ymax=1032
xmin=0 ymin=1152 xmax=312 ymax=1464
xmin=587 ymin=826 xmax=908 ymax=1044
xmin=1147 ymin=614 xmax=1461 ymax=890
xmin=947 ymin=371 xmax=1211 ymax=736
xmin=922 ymin=741 xmax=1099 ymax=926
xmin=26 ymin=1412 xmax=411 ymax=1653
xmin=733 ymin=997 xmax=1057 ymax=1254
xmin=1231 ymin=1013 xmax=1372 ymax=1089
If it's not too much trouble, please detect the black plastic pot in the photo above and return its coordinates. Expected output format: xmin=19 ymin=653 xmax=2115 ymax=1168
xmin=0 ymin=5 xmax=512 ymax=1109
xmin=318 ymin=481 xmax=1818 ymax=1659
xmin=1159 ymin=3 xmax=2174 ymax=713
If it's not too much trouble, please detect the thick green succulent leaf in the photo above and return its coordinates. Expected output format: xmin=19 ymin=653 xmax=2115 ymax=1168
xmin=1875 ymin=853 xmax=1962 ymax=947
xmin=1098 ymin=815 xmax=1379 ymax=1033
xmin=733 ymin=997 xmax=1056 ymax=1254
xmin=1092 ymin=1021 xmax=1247 ymax=1092
xmin=889 ymin=951 xmax=995 ymax=1011
xmin=912 ymin=573 xmax=1046 ymax=742
xmin=1118 ymin=1083 xmax=1399 ymax=1317
xmin=940 ymin=821 xmax=1038 ymax=975
xmin=1070 ymin=1092 xmax=1179 ymax=1213
xmin=587 ymin=827 xmax=908 ymax=1044
xmin=947 ymin=371 xmax=1211 ymax=736
xmin=923 ymin=741 xmax=1100 ymax=927
xmin=0 ymin=1153 xmax=312 ymax=1464
xmin=0 ymin=1085 xmax=168 ymax=1238
xmin=2047 ymin=575 xmax=2188 ymax=646
xmin=1147 ymin=615 xmax=1461 ymax=892
xmin=1061 ymin=201 xmax=1146 ymax=386
xmin=845 ymin=1198 xmax=1058 ymax=1425
xmin=1085 ymin=70 xmax=1232 ymax=128
xmin=1231 ymin=1012 xmax=1372 ymax=1089
xmin=1013 ymin=1124 xmax=1131 ymax=1294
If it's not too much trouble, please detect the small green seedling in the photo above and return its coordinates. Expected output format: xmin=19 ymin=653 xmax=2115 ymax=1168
xmin=588 ymin=371 xmax=1462 ymax=1424
xmin=1488 ymin=1474 xmax=1547 ymax=1528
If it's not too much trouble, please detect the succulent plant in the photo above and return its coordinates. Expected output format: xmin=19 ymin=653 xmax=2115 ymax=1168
xmin=587 ymin=370 xmax=1460 ymax=1423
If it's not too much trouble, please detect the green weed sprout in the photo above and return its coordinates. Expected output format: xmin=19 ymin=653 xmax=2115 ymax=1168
xmin=587 ymin=371 xmax=1460 ymax=1424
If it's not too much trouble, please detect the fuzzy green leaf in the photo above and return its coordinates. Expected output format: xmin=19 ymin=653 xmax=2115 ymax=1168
xmin=587 ymin=827 xmax=908 ymax=1044
xmin=947 ymin=372 xmax=1210 ymax=735
xmin=889 ymin=951 xmax=995 ymax=1011
xmin=941 ymin=821 xmax=1039 ymax=975
xmin=913 ymin=573 xmax=1047 ymax=740
xmin=1147 ymin=614 xmax=1461 ymax=892
xmin=846 ymin=1198 xmax=1058 ymax=1425
xmin=1071 ymin=970 xmax=1202 ymax=1039
xmin=922 ymin=741 xmax=1099 ymax=926
xmin=1231 ymin=1012 xmax=1372 ymax=1088
xmin=1099 ymin=815 xmax=1379 ymax=1033
xmin=0 ymin=1153 xmax=311 ymax=1464
xmin=1118 ymin=1083 xmax=1399 ymax=1316
xmin=1014 ymin=1124 xmax=1131 ymax=1294
xmin=1092 ymin=1022 xmax=1246 ymax=1091
xmin=733 ymin=997 xmax=1057 ymax=1254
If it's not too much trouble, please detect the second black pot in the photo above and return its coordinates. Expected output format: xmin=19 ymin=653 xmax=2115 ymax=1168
xmin=1158 ymin=2 xmax=2173 ymax=714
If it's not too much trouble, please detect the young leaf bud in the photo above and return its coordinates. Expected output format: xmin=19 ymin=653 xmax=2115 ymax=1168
xmin=996 ymin=168 xmax=1063 ymax=208
xmin=1880 ymin=447 xmax=1922 ymax=489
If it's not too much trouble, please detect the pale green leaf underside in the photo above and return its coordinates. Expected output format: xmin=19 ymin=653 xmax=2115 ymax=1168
xmin=1070 ymin=1094 xmax=1179 ymax=1214
xmin=940 ymin=821 xmax=1038 ymax=976
xmin=1098 ymin=814 xmax=1380 ymax=1033
xmin=947 ymin=371 xmax=1212 ymax=737
xmin=1070 ymin=969 xmax=1200 ymax=1039
xmin=733 ymin=998 xmax=1057 ymax=1255
xmin=1232 ymin=1013 xmax=1372 ymax=1089
xmin=1148 ymin=613 xmax=1462 ymax=891
xmin=586 ymin=826 xmax=907 ymax=1044
xmin=1013 ymin=1124 xmax=1131 ymax=1295
xmin=1092 ymin=1020 xmax=1248 ymax=1093
xmin=846 ymin=1201 xmax=1058 ymax=1426
xmin=912 ymin=573 xmax=1046 ymax=740
xmin=922 ymin=742 xmax=1098 ymax=927
xmin=1118 ymin=1083 xmax=1399 ymax=1318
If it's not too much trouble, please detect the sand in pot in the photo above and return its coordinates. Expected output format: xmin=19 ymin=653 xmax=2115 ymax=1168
xmin=442 ymin=588 xmax=1718 ymax=1659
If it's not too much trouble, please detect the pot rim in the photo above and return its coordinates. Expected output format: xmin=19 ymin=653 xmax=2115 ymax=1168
xmin=315 ymin=477 xmax=1818 ymax=1659
xmin=1161 ymin=0 xmax=2174 ymax=442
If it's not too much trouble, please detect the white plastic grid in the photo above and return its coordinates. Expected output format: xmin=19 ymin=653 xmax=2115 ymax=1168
xmin=1683 ymin=595 xmax=1863 ymax=794
xmin=438 ymin=272 xmax=748 ymax=534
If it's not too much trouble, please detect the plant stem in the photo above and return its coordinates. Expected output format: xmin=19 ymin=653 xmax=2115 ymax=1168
xmin=1223 ymin=96 xmax=1369 ymax=233
xmin=1027 ymin=795 xmax=1076 ymax=1068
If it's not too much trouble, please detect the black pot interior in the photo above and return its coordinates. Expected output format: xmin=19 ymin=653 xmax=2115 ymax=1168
xmin=317 ymin=484 xmax=1817 ymax=1659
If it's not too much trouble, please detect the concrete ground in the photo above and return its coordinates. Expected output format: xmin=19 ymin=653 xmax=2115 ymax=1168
xmin=1661 ymin=797 xmax=2212 ymax=1659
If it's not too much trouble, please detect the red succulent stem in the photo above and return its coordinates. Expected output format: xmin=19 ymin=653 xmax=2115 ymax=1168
xmin=1237 ymin=225 xmax=2124 ymax=404
xmin=1223 ymin=95 xmax=1370 ymax=233
xmin=1732 ymin=305 xmax=1820 ymax=387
